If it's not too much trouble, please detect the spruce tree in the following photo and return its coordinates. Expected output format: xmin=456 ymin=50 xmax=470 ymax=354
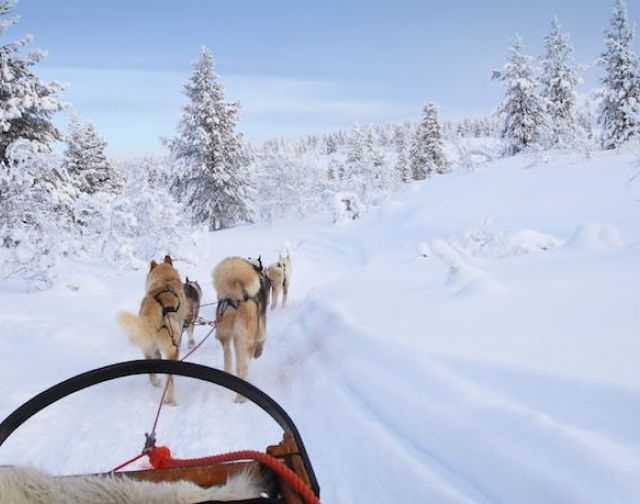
xmin=598 ymin=0 xmax=640 ymax=149
xmin=325 ymin=134 xmax=338 ymax=155
xmin=346 ymin=122 xmax=366 ymax=164
xmin=344 ymin=122 xmax=391 ymax=202
xmin=393 ymin=125 xmax=412 ymax=183
xmin=0 ymin=0 xmax=66 ymax=162
xmin=540 ymin=17 xmax=583 ymax=147
xmin=410 ymin=102 xmax=449 ymax=180
xmin=63 ymin=115 xmax=120 ymax=195
xmin=167 ymin=46 xmax=253 ymax=230
xmin=493 ymin=35 xmax=549 ymax=155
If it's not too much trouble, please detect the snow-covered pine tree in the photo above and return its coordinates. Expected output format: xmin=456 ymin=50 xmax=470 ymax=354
xmin=167 ymin=46 xmax=253 ymax=230
xmin=377 ymin=125 xmax=392 ymax=146
xmin=598 ymin=0 xmax=640 ymax=149
xmin=0 ymin=0 xmax=66 ymax=162
xmin=540 ymin=17 xmax=583 ymax=147
xmin=63 ymin=115 xmax=120 ymax=195
xmin=393 ymin=124 xmax=412 ymax=183
xmin=364 ymin=123 xmax=394 ymax=193
xmin=364 ymin=124 xmax=377 ymax=153
xmin=325 ymin=133 xmax=338 ymax=155
xmin=493 ymin=35 xmax=550 ymax=155
xmin=409 ymin=102 xmax=449 ymax=179
xmin=369 ymin=144 xmax=391 ymax=193
xmin=347 ymin=122 xmax=366 ymax=164
xmin=576 ymin=100 xmax=596 ymax=142
xmin=344 ymin=123 xmax=387 ymax=203
xmin=326 ymin=156 xmax=343 ymax=190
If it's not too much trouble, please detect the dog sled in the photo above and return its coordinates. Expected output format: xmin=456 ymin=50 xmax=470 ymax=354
xmin=0 ymin=360 xmax=321 ymax=503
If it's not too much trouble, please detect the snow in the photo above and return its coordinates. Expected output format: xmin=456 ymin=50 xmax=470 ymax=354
xmin=1 ymin=148 xmax=640 ymax=503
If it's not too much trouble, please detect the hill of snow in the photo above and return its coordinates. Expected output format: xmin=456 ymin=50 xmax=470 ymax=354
xmin=0 ymin=148 xmax=639 ymax=503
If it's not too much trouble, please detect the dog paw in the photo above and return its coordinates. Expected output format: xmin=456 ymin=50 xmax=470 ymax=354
xmin=253 ymin=344 xmax=263 ymax=359
xmin=150 ymin=376 xmax=161 ymax=387
xmin=234 ymin=394 xmax=247 ymax=404
xmin=188 ymin=340 xmax=196 ymax=349
xmin=164 ymin=397 xmax=177 ymax=406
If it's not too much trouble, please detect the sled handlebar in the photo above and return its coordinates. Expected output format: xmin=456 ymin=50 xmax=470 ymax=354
xmin=0 ymin=359 xmax=319 ymax=497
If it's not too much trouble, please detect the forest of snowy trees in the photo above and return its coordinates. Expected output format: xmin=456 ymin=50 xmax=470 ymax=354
xmin=0 ymin=0 xmax=639 ymax=288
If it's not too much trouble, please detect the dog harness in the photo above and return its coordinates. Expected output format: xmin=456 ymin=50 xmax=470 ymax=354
xmin=215 ymin=257 xmax=271 ymax=323
xmin=152 ymin=286 xmax=182 ymax=350
xmin=153 ymin=286 xmax=181 ymax=317
xmin=216 ymin=298 xmax=239 ymax=319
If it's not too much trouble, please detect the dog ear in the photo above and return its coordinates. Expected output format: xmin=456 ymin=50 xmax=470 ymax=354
xmin=258 ymin=255 xmax=263 ymax=269
xmin=186 ymin=276 xmax=189 ymax=283
xmin=150 ymin=260 xmax=158 ymax=271
xmin=164 ymin=255 xmax=173 ymax=265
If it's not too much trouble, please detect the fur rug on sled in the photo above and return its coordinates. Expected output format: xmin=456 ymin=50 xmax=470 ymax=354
xmin=0 ymin=465 xmax=264 ymax=504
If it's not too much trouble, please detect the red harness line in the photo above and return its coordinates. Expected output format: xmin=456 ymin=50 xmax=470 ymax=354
xmin=110 ymin=451 xmax=147 ymax=473
xmin=149 ymin=323 xmax=216 ymax=436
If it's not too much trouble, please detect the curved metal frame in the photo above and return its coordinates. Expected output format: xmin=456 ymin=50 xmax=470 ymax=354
xmin=0 ymin=359 xmax=319 ymax=497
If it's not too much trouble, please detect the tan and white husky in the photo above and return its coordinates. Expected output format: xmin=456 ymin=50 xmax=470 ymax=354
xmin=117 ymin=255 xmax=186 ymax=405
xmin=212 ymin=256 xmax=270 ymax=402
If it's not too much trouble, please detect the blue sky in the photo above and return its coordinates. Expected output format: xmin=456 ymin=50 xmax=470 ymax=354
xmin=10 ymin=0 xmax=639 ymax=155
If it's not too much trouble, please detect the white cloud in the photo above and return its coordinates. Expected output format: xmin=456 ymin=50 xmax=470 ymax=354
xmin=39 ymin=65 xmax=415 ymax=153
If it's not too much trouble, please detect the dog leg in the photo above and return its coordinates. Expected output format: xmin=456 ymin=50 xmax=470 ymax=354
xmin=254 ymin=310 xmax=266 ymax=359
xmin=234 ymin=335 xmax=248 ymax=380
xmin=158 ymin=325 xmax=179 ymax=406
xmin=233 ymin=335 xmax=248 ymax=403
xmin=145 ymin=349 xmax=161 ymax=387
xmin=186 ymin=323 xmax=196 ymax=349
xmin=282 ymin=279 xmax=288 ymax=307
xmin=218 ymin=337 xmax=231 ymax=374
xmin=163 ymin=347 xmax=178 ymax=406
xmin=270 ymin=284 xmax=278 ymax=310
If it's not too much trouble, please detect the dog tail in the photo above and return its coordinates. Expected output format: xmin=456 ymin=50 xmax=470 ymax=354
xmin=212 ymin=257 xmax=260 ymax=301
xmin=117 ymin=310 xmax=156 ymax=349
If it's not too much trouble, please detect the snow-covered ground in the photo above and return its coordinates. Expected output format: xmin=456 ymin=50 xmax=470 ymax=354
xmin=1 ymin=149 xmax=639 ymax=503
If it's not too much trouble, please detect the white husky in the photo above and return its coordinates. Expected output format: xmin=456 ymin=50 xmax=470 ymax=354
xmin=265 ymin=252 xmax=292 ymax=310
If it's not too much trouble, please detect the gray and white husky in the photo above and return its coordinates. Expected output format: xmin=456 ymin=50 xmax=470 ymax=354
xmin=182 ymin=277 xmax=203 ymax=348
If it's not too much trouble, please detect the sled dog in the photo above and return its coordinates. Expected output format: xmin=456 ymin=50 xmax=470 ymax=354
xmin=266 ymin=252 xmax=292 ymax=310
xmin=212 ymin=256 xmax=270 ymax=402
xmin=182 ymin=277 xmax=203 ymax=348
xmin=117 ymin=255 xmax=186 ymax=405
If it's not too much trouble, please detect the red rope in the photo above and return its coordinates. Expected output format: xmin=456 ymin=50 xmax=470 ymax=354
xmin=110 ymin=451 xmax=146 ymax=473
xmin=147 ymin=445 xmax=321 ymax=504
xmin=181 ymin=324 xmax=215 ymax=361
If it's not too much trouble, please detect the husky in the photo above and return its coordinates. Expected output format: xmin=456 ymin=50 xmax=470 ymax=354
xmin=212 ymin=256 xmax=270 ymax=402
xmin=182 ymin=277 xmax=203 ymax=349
xmin=266 ymin=252 xmax=292 ymax=310
xmin=117 ymin=255 xmax=186 ymax=405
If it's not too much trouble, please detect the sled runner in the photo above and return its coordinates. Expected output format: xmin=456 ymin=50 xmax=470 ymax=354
xmin=0 ymin=360 xmax=320 ymax=503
